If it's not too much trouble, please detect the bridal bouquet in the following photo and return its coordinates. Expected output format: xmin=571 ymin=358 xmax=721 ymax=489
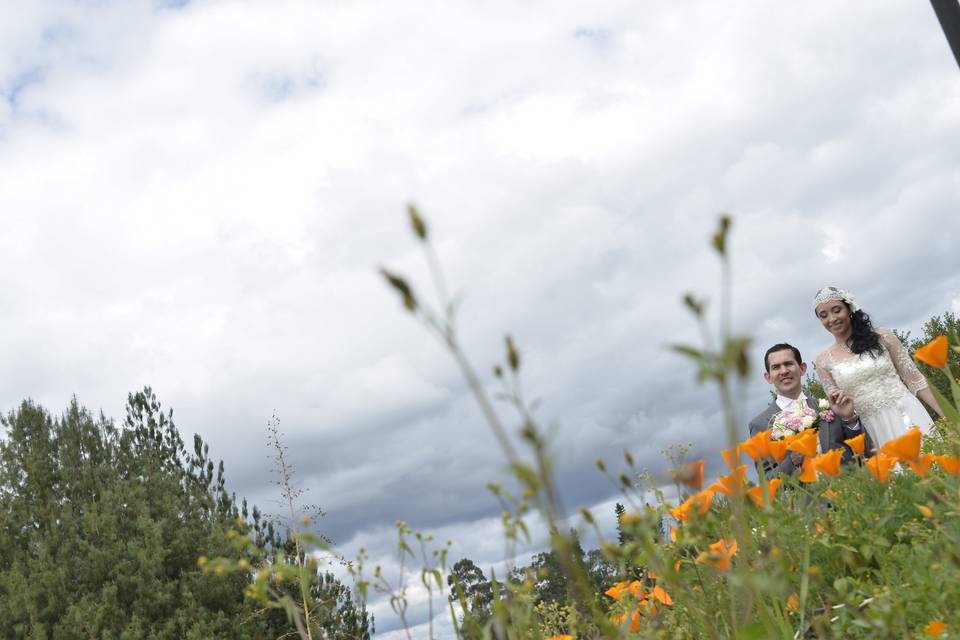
xmin=770 ymin=398 xmax=833 ymax=441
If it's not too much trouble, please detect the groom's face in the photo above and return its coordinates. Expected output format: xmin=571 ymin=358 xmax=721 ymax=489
xmin=764 ymin=349 xmax=807 ymax=397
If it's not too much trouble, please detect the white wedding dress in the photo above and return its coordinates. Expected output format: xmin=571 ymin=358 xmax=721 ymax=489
xmin=815 ymin=328 xmax=935 ymax=450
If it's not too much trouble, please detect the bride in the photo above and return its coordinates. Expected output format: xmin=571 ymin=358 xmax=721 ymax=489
xmin=813 ymin=286 xmax=944 ymax=450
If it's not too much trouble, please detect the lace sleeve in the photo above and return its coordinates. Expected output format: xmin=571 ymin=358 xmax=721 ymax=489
xmin=814 ymin=352 xmax=839 ymax=396
xmin=879 ymin=327 xmax=928 ymax=394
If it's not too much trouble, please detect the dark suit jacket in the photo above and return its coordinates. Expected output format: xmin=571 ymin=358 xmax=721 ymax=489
xmin=747 ymin=396 xmax=872 ymax=477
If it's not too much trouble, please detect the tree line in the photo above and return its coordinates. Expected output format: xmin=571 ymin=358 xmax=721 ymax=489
xmin=0 ymin=388 xmax=370 ymax=639
xmin=446 ymin=503 xmax=662 ymax=636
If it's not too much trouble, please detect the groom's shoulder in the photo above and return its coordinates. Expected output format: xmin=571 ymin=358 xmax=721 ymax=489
xmin=748 ymin=401 xmax=778 ymax=434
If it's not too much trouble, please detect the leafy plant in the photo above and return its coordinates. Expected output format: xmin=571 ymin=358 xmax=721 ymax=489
xmin=374 ymin=208 xmax=960 ymax=639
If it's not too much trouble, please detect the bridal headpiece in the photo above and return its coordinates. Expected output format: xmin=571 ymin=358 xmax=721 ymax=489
xmin=813 ymin=286 xmax=860 ymax=313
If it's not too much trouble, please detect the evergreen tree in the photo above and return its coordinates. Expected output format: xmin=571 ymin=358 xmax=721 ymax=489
xmin=614 ymin=502 xmax=627 ymax=546
xmin=447 ymin=558 xmax=496 ymax=627
xmin=903 ymin=311 xmax=960 ymax=401
xmin=0 ymin=389 xmax=369 ymax=639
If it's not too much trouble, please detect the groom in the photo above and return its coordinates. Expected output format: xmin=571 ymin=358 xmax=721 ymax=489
xmin=748 ymin=343 xmax=868 ymax=477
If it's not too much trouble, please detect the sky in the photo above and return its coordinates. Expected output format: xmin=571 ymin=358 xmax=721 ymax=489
xmin=2 ymin=1 xmax=959 ymax=636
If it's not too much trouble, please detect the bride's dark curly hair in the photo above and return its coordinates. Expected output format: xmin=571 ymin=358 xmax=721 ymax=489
xmin=844 ymin=303 xmax=884 ymax=357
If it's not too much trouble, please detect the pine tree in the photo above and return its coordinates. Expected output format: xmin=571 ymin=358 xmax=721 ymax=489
xmin=903 ymin=311 xmax=960 ymax=401
xmin=614 ymin=502 xmax=627 ymax=546
xmin=0 ymin=389 xmax=369 ymax=639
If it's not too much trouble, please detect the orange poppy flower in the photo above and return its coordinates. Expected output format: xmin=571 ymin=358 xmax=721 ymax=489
xmin=782 ymin=429 xmax=808 ymax=443
xmin=626 ymin=580 xmax=646 ymax=599
xmin=936 ymin=455 xmax=960 ymax=474
xmin=747 ymin=478 xmax=782 ymax=507
xmin=672 ymin=459 xmax=705 ymax=490
xmin=915 ymin=336 xmax=949 ymax=369
xmin=814 ymin=522 xmax=826 ymax=534
xmin=866 ymin=453 xmax=896 ymax=483
xmin=614 ymin=609 xmax=641 ymax=633
xmin=740 ymin=430 xmax=771 ymax=461
xmin=545 ymin=636 xmax=574 ymax=640
xmin=822 ymin=489 xmax=839 ymax=499
xmin=907 ymin=453 xmax=937 ymax=477
xmin=692 ymin=488 xmax=715 ymax=514
xmin=721 ymin=445 xmax=742 ymax=468
xmin=698 ymin=538 xmax=738 ymax=572
xmin=605 ymin=580 xmax=629 ymax=600
xmin=766 ymin=439 xmax=788 ymax=463
xmin=709 ymin=465 xmax=747 ymax=496
xmin=786 ymin=431 xmax=819 ymax=458
xmin=668 ymin=505 xmax=687 ymax=524
xmin=844 ymin=433 xmax=865 ymax=456
xmin=669 ymin=488 xmax=715 ymax=524
xmin=880 ymin=427 xmax=922 ymax=462
xmin=923 ymin=619 xmax=947 ymax=636
xmin=650 ymin=585 xmax=673 ymax=606
xmin=638 ymin=599 xmax=658 ymax=616
xmin=786 ymin=593 xmax=800 ymax=612
xmin=799 ymin=457 xmax=818 ymax=483
xmin=813 ymin=449 xmax=843 ymax=477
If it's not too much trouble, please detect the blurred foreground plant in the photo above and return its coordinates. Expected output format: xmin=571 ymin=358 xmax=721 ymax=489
xmin=379 ymin=207 xmax=960 ymax=639
xmin=201 ymin=415 xmax=372 ymax=639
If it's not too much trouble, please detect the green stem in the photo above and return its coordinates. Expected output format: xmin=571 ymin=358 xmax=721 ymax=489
xmin=798 ymin=535 xmax=811 ymax=636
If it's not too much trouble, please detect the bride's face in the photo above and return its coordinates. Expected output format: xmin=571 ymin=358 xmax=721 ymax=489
xmin=816 ymin=300 xmax=851 ymax=338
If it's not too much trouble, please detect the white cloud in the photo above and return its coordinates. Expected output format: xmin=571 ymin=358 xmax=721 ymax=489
xmin=2 ymin=0 xmax=959 ymax=634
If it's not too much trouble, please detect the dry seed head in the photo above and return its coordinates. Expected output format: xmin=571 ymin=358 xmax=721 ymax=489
xmin=505 ymin=335 xmax=520 ymax=371
xmin=380 ymin=268 xmax=418 ymax=311
xmin=407 ymin=204 xmax=428 ymax=240
xmin=683 ymin=294 xmax=704 ymax=317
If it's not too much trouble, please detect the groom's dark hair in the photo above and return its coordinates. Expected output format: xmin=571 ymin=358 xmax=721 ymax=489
xmin=764 ymin=343 xmax=803 ymax=371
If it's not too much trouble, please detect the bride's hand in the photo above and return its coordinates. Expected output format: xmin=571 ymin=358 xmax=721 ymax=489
xmin=829 ymin=389 xmax=856 ymax=420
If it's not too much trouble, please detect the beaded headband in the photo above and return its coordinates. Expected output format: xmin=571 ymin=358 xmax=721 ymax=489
xmin=813 ymin=286 xmax=860 ymax=313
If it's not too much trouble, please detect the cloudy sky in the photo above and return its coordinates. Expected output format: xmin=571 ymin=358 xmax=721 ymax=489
xmin=2 ymin=0 xmax=959 ymax=636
